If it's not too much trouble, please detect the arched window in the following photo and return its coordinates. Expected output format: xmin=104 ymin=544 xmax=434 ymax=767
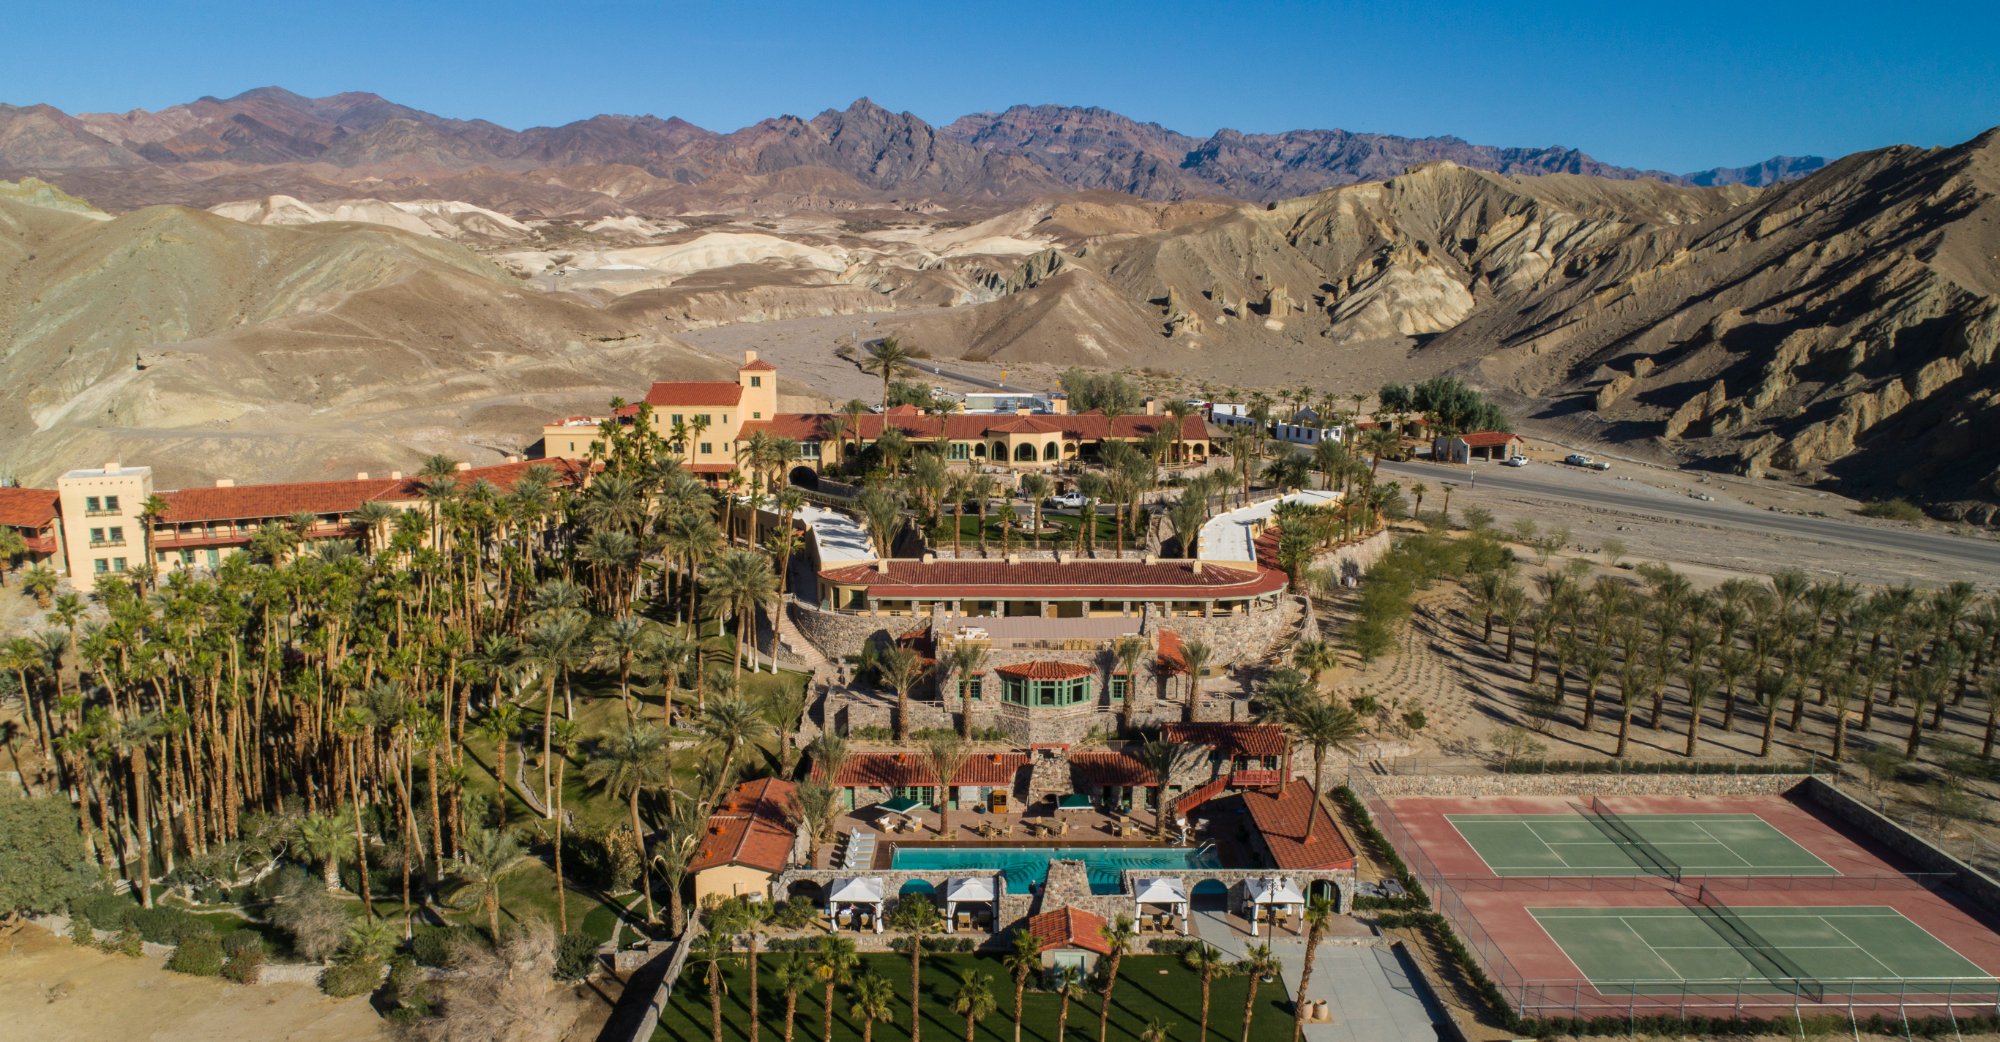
xmin=973 ymin=442 xmax=988 ymax=458
xmin=1014 ymin=442 xmax=1037 ymax=462
xmin=1043 ymin=442 xmax=1060 ymax=461
xmin=992 ymin=442 xmax=1007 ymax=460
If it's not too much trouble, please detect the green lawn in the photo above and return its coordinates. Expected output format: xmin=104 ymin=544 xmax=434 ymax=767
xmin=658 ymin=953 xmax=1294 ymax=1042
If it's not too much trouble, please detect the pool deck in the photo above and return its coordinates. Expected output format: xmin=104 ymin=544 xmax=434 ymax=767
xmin=819 ymin=802 xmax=1186 ymax=869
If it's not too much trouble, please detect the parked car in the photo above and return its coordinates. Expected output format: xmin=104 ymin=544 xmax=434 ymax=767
xmin=1045 ymin=492 xmax=1088 ymax=509
xmin=1563 ymin=453 xmax=1593 ymax=467
xmin=1504 ymin=455 xmax=1530 ymax=467
xmin=1587 ymin=460 xmax=1612 ymax=471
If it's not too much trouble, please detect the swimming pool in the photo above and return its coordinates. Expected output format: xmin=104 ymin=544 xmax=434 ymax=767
xmin=889 ymin=845 xmax=1221 ymax=894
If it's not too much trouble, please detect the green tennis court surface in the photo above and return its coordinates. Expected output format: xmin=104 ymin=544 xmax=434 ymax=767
xmin=1448 ymin=812 xmax=1836 ymax=877
xmin=1531 ymin=905 xmax=1988 ymax=996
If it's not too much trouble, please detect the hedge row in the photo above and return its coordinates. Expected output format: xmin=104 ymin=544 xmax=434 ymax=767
xmin=1329 ymin=787 xmax=1428 ymax=911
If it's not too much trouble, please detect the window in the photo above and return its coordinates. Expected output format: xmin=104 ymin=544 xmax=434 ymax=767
xmin=85 ymin=496 xmax=101 ymax=512
xmin=893 ymin=785 xmax=929 ymax=803
xmin=753 ymin=411 xmax=762 ymax=419
xmin=670 ymin=414 xmax=683 ymax=427
xmin=948 ymin=442 xmax=969 ymax=460
xmin=797 ymin=441 xmax=821 ymax=459
xmin=104 ymin=495 xmax=121 ymax=512
xmin=958 ymin=676 xmax=983 ymax=702
xmin=205 ymin=549 xmax=220 ymax=568
xmin=1108 ymin=673 xmax=1130 ymax=703
xmin=112 ymin=558 xmax=127 ymax=571
xmin=749 ymin=376 xmax=762 ymax=387
xmin=699 ymin=442 xmax=713 ymax=455
xmin=89 ymin=527 xmax=104 ymax=545
xmin=108 ymin=526 xmax=124 ymax=544
xmin=1002 ymin=675 xmax=1090 ymax=707
xmin=94 ymin=559 xmax=109 ymax=574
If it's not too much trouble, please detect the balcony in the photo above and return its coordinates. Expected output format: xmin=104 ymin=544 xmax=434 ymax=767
xmin=89 ymin=539 xmax=127 ymax=549
xmin=1228 ymin=768 xmax=1283 ymax=790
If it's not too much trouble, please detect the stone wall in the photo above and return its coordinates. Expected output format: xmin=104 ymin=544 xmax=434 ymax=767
xmin=1166 ymin=596 xmax=1296 ymax=670
xmin=1312 ymin=529 xmax=1393 ymax=586
xmin=1361 ymin=769 xmax=1808 ymax=799
xmin=1797 ymin=777 xmax=2000 ymax=918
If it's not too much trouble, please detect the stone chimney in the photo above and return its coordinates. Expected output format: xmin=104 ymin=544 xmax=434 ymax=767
xmin=922 ymin=553 xmax=936 ymax=564
xmin=1016 ymin=406 xmax=1032 ymax=416
xmin=390 ymin=470 xmax=403 ymax=480
xmin=1191 ymin=559 xmax=1203 ymax=575
xmin=875 ymin=559 xmax=889 ymax=574
xmin=1143 ymin=397 xmax=1161 ymax=416
xmin=1143 ymin=553 xmax=1157 ymax=565
xmin=214 ymin=479 xmax=235 ymax=488
xmin=454 ymin=461 xmax=472 ymax=472
xmin=356 ymin=472 xmax=370 ymax=481
xmin=1006 ymin=553 xmax=1020 ymax=565
xmin=744 ymin=349 xmax=759 ymax=365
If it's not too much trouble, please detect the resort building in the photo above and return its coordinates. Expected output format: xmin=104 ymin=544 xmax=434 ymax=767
xmin=540 ymin=350 xmax=778 ymax=477
xmin=0 ymin=485 xmax=65 ymax=576
xmin=690 ymin=777 xmax=803 ymax=907
xmin=1434 ymin=430 xmax=1523 ymax=463
xmin=55 ymin=463 xmax=154 ymax=589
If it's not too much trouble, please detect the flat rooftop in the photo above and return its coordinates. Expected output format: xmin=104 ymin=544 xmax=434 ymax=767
xmin=1198 ymin=489 xmax=1341 ymax=563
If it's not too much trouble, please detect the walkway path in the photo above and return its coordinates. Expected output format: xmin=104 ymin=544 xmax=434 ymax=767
xmin=1190 ymin=909 xmax=1441 ymax=1042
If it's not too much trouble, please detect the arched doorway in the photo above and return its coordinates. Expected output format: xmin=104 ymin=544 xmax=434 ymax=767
xmin=974 ymin=443 xmax=989 ymax=459
xmin=788 ymin=466 xmax=819 ymax=490
xmin=1191 ymin=878 xmax=1230 ymax=912
xmin=1307 ymin=879 xmax=1339 ymax=907
xmin=898 ymin=879 xmax=938 ymax=908
xmin=1014 ymin=443 xmax=1038 ymax=462
xmin=1043 ymin=442 xmax=1059 ymax=461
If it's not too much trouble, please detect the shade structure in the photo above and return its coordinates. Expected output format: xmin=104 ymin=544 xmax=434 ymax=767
xmin=828 ymin=876 xmax=886 ymax=903
xmin=945 ymin=876 xmax=997 ymax=903
xmin=877 ymin=796 xmax=924 ymax=816
xmin=1132 ymin=877 xmax=1188 ymax=906
xmin=1248 ymin=876 xmax=1304 ymax=905
xmin=1056 ymin=793 xmax=1093 ymax=811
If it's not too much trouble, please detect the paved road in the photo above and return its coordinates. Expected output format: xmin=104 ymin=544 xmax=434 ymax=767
xmin=1376 ymin=460 xmax=2000 ymax=575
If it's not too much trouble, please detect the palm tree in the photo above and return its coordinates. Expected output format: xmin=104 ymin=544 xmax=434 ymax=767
xmin=1290 ymin=897 xmax=1335 ymax=1042
xmin=1133 ymin=738 xmax=1200 ymax=839
xmin=1054 ymin=966 xmax=1087 ymax=1042
xmin=1236 ymin=945 xmax=1281 ymax=1042
xmin=1096 ymin=915 xmax=1138 ymax=1042
xmin=705 ymin=547 xmax=779 ymax=679
xmin=549 ymin=717 xmax=581 ymax=930
xmin=891 ymin=894 xmax=941 ymax=1042
xmin=1183 ymin=943 xmax=1228 ymax=1042
xmin=452 ymin=826 xmax=531 ymax=942
xmin=697 ymin=925 xmax=736 ymax=1042
xmin=583 ymin=722 xmax=673 ymax=923
xmin=1290 ymin=697 xmax=1362 ymax=840
xmin=815 ymin=935 xmax=861 ymax=1042
xmin=1003 ymin=929 xmax=1043 ymax=1042
xmin=950 ymin=968 xmax=997 ymax=1042
xmin=473 ymin=703 xmax=524 ymax=828
xmin=1178 ymin=640 xmax=1213 ymax=723
xmin=295 ymin=811 xmax=348 ymax=892
xmin=698 ymin=696 xmax=764 ymax=808
xmin=1683 ymin=668 xmax=1717 ymax=759
xmin=944 ymin=642 xmax=989 ymax=740
xmin=1114 ymin=636 xmax=1148 ymax=733
xmin=878 ymin=644 xmax=926 ymax=743
xmin=863 ymin=338 xmax=917 ymax=408
xmin=850 ymin=972 xmax=897 ymax=1042
xmin=924 ymin=734 xmax=971 ymax=837
xmin=771 ymin=953 xmax=812 ymax=1042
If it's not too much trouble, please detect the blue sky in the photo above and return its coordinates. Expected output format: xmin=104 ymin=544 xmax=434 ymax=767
xmin=8 ymin=0 xmax=1997 ymax=172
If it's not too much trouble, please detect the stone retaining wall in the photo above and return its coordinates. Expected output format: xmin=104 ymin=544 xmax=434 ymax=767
xmin=1313 ymin=529 xmax=1393 ymax=585
xmin=1361 ymin=769 xmax=1808 ymax=799
xmin=1797 ymin=777 xmax=2000 ymax=918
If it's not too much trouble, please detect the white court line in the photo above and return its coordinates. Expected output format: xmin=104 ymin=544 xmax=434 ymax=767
xmin=1821 ymin=919 xmax=1900 ymax=979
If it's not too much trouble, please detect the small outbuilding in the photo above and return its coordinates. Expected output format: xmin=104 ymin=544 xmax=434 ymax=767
xmin=1024 ymin=907 xmax=1112 ymax=977
xmin=1433 ymin=431 xmax=1523 ymax=464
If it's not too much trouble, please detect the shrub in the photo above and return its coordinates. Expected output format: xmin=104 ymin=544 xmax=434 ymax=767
xmin=222 ymin=930 xmax=265 ymax=959
xmin=70 ymin=891 xmax=139 ymax=931
xmin=112 ymin=925 xmax=144 ymax=957
xmin=1147 ymin=938 xmax=1201 ymax=957
xmin=270 ymin=886 xmax=348 ymax=961
xmin=319 ymin=957 xmax=384 ymax=998
xmin=166 ymin=933 xmax=226 ymax=977
xmin=67 ymin=911 xmax=95 ymax=946
xmin=380 ymin=955 xmax=434 ymax=1020
xmin=554 ymin=929 xmax=599 ymax=981
xmin=1859 ymin=498 xmax=1925 ymax=522
xmin=222 ymin=951 xmax=264 ymax=984
xmin=411 ymin=924 xmax=486 ymax=968
xmin=0 ymin=793 xmax=92 ymax=916
xmin=133 ymin=906 xmax=209 ymax=946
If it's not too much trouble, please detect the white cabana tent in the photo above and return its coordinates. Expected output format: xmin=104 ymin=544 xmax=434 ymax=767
xmin=828 ymin=876 xmax=887 ymax=933
xmin=943 ymin=875 xmax=1000 ymax=933
xmin=1245 ymin=876 xmax=1304 ymax=936
xmin=1132 ymin=877 xmax=1190 ymax=935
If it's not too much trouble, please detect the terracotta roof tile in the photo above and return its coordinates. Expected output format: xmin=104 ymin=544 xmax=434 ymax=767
xmin=995 ymin=661 xmax=1093 ymax=681
xmin=1025 ymin=907 xmax=1111 ymax=954
xmin=1162 ymin=723 xmax=1289 ymax=758
xmin=0 ymin=487 xmax=59 ymax=530
xmin=1455 ymin=431 xmax=1520 ymax=448
xmin=1155 ymin=629 xmax=1187 ymax=674
xmin=156 ymin=459 xmax=590 ymax=525
xmin=818 ymin=558 xmax=1281 ymax=601
xmin=642 ymin=381 xmax=744 ymax=408
xmin=745 ymin=411 xmax=1205 ymax=445
xmin=739 ymin=359 xmax=778 ymax=372
xmin=823 ymin=751 xmax=1029 ymax=789
xmin=1239 ymin=779 xmax=1356 ymax=870
xmin=689 ymin=777 xmax=797 ymax=874
xmin=1069 ymin=750 xmax=1157 ymax=787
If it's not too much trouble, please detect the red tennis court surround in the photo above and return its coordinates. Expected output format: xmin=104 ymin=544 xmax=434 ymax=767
xmin=1372 ymin=792 xmax=2000 ymax=1019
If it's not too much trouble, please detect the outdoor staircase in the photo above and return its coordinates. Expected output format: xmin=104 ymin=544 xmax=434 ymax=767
xmin=1173 ymin=775 xmax=1231 ymax=818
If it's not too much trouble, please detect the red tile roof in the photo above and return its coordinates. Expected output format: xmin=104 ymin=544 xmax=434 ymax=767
xmin=824 ymin=751 xmax=1030 ymax=789
xmin=1239 ymin=779 xmax=1356 ymax=870
xmin=1069 ymin=750 xmax=1157 ymax=787
xmin=690 ymin=777 xmax=798 ymax=874
xmin=1163 ymin=723 xmax=1290 ymax=758
xmin=0 ymin=487 xmax=59 ymax=530
xmin=818 ymin=558 xmax=1281 ymax=601
xmin=995 ymin=661 xmax=1093 ymax=681
xmin=740 ymin=411 xmax=1205 ymax=445
xmin=1024 ymin=907 xmax=1111 ymax=954
xmin=1155 ymin=629 xmax=1187 ymax=674
xmin=738 ymin=358 xmax=778 ymax=372
xmin=156 ymin=459 xmax=590 ymax=525
xmin=1455 ymin=431 xmax=1520 ymax=448
xmin=641 ymin=381 xmax=743 ymax=408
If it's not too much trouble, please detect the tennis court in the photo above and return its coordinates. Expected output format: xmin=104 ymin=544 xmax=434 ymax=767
xmin=1448 ymin=809 xmax=1836 ymax=878
xmin=1531 ymin=902 xmax=1988 ymax=996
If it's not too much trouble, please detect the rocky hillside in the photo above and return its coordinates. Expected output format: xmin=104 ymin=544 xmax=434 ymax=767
xmin=0 ymin=186 xmax=731 ymax=486
xmin=0 ymin=89 xmax=1823 ymax=214
xmin=880 ymin=132 xmax=2000 ymax=521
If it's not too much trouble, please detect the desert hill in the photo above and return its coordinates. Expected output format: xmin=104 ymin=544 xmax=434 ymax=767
xmin=0 ymin=188 xmax=732 ymax=487
xmin=0 ymin=90 xmax=1824 ymax=215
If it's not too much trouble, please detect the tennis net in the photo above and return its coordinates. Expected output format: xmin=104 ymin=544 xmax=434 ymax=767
xmin=1582 ymin=796 xmax=1683 ymax=881
xmin=1690 ymin=884 xmax=1825 ymax=1002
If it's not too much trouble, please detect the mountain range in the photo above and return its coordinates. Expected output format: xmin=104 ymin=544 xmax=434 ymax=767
xmin=0 ymin=87 xmax=1825 ymax=213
